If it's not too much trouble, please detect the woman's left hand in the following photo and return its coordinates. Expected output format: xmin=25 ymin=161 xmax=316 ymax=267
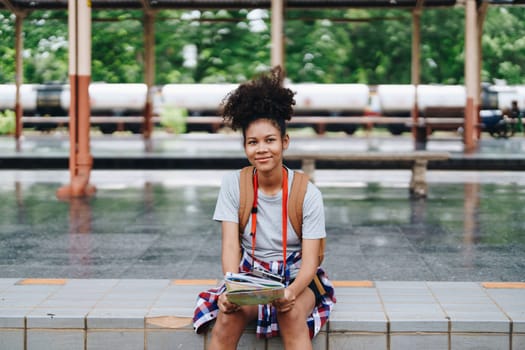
xmin=272 ymin=288 xmax=296 ymax=313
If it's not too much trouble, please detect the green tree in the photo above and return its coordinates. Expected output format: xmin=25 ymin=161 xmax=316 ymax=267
xmin=482 ymin=6 xmax=525 ymax=84
xmin=0 ymin=12 xmax=16 ymax=82
xmin=285 ymin=10 xmax=352 ymax=83
xmin=343 ymin=9 xmax=413 ymax=84
xmin=91 ymin=10 xmax=144 ymax=83
xmin=0 ymin=6 xmax=524 ymax=85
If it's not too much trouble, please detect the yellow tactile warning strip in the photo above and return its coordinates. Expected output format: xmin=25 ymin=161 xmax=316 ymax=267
xmin=482 ymin=282 xmax=525 ymax=289
xmin=171 ymin=279 xmax=218 ymax=285
xmin=16 ymin=278 xmax=67 ymax=285
xmin=332 ymin=280 xmax=374 ymax=288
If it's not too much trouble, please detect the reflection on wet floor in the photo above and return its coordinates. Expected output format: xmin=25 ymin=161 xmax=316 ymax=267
xmin=1 ymin=174 xmax=524 ymax=282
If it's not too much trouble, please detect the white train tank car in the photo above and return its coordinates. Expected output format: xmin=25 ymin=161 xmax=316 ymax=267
xmin=290 ymin=83 xmax=369 ymax=134
xmin=377 ymin=84 xmax=467 ymax=134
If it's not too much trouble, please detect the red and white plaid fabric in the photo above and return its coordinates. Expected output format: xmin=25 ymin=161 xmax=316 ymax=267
xmin=193 ymin=251 xmax=336 ymax=339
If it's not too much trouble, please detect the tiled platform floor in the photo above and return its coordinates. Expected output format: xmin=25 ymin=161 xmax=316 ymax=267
xmin=1 ymin=278 xmax=524 ymax=350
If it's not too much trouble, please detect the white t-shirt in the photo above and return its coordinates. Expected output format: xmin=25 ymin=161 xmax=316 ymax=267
xmin=213 ymin=167 xmax=326 ymax=262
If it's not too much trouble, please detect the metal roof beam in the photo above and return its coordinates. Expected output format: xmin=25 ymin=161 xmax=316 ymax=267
xmin=0 ymin=0 xmax=28 ymax=14
xmin=1 ymin=0 xmax=523 ymax=11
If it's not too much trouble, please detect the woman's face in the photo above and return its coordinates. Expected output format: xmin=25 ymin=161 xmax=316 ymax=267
xmin=244 ymin=118 xmax=289 ymax=173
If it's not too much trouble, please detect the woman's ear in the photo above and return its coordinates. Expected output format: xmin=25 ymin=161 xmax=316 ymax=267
xmin=282 ymin=133 xmax=290 ymax=150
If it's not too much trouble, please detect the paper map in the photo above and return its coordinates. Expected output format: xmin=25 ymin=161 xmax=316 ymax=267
xmin=224 ymin=272 xmax=285 ymax=305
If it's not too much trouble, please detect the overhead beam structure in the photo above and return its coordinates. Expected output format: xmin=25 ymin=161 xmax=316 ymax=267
xmin=1 ymin=0 xmax=524 ymax=11
xmin=0 ymin=0 xmax=461 ymax=10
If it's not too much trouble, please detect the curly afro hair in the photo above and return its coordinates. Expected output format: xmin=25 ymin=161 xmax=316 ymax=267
xmin=221 ymin=66 xmax=295 ymax=137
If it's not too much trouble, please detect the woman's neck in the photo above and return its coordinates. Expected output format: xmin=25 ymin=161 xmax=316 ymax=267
xmin=257 ymin=166 xmax=284 ymax=196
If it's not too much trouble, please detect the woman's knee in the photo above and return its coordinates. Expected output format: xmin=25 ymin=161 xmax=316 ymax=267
xmin=277 ymin=289 xmax=315 ymax=332
xmin=212 ymin=308 xmax=257 ymax=341
xmin=277 ymin=308 xmax=307 ymax=331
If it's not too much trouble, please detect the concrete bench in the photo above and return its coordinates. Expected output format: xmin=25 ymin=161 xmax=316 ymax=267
xmin=285 ymin=151 xmax=450 ymax=197
xmin=1 ymin=278 xmax=524 ymax=350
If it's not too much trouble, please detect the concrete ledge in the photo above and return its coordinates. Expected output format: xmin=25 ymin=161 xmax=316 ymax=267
xmin=1 ymin=279 xmax=524 ymax=350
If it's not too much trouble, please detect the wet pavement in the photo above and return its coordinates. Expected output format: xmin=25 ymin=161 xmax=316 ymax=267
xmin=0 ymin=132 xmax=524 ymax=282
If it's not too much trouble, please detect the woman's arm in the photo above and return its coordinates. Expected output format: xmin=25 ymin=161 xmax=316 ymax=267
xmin=221 ymin=221 xmax=242 ymax=274
xmin=274 ymin=238 xmax=320 ymax=312
xmin=289 ymin=238 xmax=320 ymax=296
xmin=218 ymin=221 xmax=243 ymax=313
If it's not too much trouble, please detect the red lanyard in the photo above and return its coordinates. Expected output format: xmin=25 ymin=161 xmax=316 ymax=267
xmin=250 ymin=167 xmax=288 ymax=265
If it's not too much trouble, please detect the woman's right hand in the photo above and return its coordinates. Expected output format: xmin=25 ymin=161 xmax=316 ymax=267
xmin=218 ymin=293 xmax=240 ymax=314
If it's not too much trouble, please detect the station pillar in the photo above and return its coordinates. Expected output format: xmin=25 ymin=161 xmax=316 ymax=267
xmin=57 ymin=0 xmax=95 ymax=198
xmin=143 ymin=11 xmax=156 ymax=151
xmin=271 ymin=0 xmax=285 ymax=69
xmin=411 ymin=4 xmax=424 ymax=149
xmin=464 ymin=0 xmax=480 ymax=152
xmin=14 ymin=12 xmax=26 ymax=152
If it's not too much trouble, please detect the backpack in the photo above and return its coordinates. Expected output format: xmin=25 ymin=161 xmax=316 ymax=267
xmin=238 ymin=166 xmax=325 ymax=265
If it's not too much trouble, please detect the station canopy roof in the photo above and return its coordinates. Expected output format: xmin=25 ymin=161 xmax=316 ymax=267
xmin=1 ymin=0 xmax=524 ymax=11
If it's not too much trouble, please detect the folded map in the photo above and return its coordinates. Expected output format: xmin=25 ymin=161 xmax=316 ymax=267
xmin=224 ymin=272 xmax=285 ymax=305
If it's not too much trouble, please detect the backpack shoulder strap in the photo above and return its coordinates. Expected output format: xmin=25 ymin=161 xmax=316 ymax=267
xmin=238 ymin=167 xmax=324 ymax=265
xmin=290 ymin=170 xmax=325 ymax=265
xmin=288 ymin=170 xmax=309 ymax=238
xmin=239 ymin=166 xmax=255 ymax=234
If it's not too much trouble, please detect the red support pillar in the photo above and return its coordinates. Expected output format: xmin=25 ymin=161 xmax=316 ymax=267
xmin=143 ymin=11 xmax=156 ymax=151
xmin=464 ymin=0 xmax=479 ymax=152
xmin=476 ymin=2 xmax=489 ymax=140
xmin=57 ymin=0 xmax=95 ymax=198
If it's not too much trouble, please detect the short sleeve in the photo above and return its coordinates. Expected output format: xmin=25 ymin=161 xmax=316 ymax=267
xmin=301 ymin=182 xmax=326 ymax=240
xmin=213 ymin=170 xmax=241 ymax=224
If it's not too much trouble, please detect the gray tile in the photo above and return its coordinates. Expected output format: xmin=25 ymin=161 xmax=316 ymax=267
xmin=0 ymin=279 xmax=18 ymax=291
xmin=380 ymin=294 xmax=436 ymax=303
xmin=87 ymin=330 xmax=144 ymax=350
xmin=451 ymin=333 xmax=509 ymax=350
xmin=383 ymin=303 xmax=444 ymax=314
xmin=147 ymin=329 xmax=206 ymax=350
xmin=27 ymin=329 xmax=85 ymax=350
xmin=0 ymin=329 xmax=24 ymax=350
xmin=329 ymin=311 xmax=388 ymax=332
xmin=329 ymin=333 xmax=387 ymax=350
xmin=27 ymin=308 xmax=88 ymax=329
xmin=390 ymin=333 xmax=448 ymax=350
xmin=333 ymin=303 xmax=384 ymax=312
xmin=87 ymin=308 xmax=147 ymax=329
xmin=447 ymin=311 xmax=510 ymax=333
xmin=387 ymin=312 xmax=449 ymax=332
xmin=0 ymin=309 xmax=28 ymax=328
xmin=147 ymin=307 xmax=194 ymax=318
xmin=513 ymin=334 xmax=525 ymax=350
xmin=376 ymin=281 xmax=430 ymax=291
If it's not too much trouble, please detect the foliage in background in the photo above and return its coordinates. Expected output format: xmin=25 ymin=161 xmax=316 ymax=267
xmin=0 ymin=109 xmax=15 ymax=134
xmin=160 ymin=106 xmax=187 ymax=134
xmin=0 ymin=6 xmax=524 ymax=85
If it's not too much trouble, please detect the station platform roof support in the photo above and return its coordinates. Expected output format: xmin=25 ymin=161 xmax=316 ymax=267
xmin=2 ymin=0 xmax=525 ymax=10
xmin=1 ymin=0 xmax=524 ymax=197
